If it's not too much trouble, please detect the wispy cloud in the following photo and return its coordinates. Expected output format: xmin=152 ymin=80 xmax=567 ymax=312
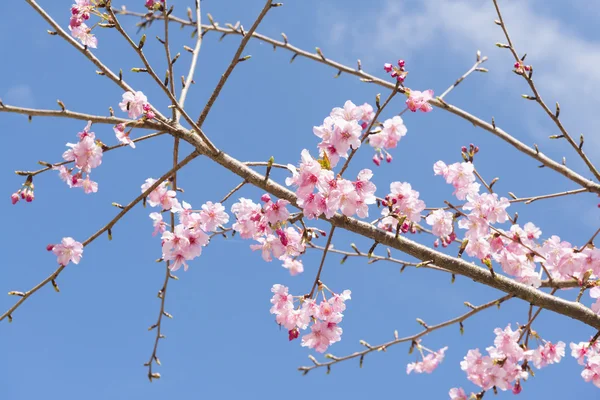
xmin=318 ymin=0 xmax=600 ymax=161
xmin=3 ymin=85 xmax=35 ymax=108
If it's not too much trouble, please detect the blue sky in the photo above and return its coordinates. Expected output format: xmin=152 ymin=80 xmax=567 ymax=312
xmin=1 ymin=0 xmax=599 ymax=398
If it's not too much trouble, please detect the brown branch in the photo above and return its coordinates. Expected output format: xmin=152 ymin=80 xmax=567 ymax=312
xmin=0 ymin=104 xmax=163 ymax=130
xmin=219 ymin=180 xmax=247 ymax=203
xmin=162 ymin=1 xmax=177 ymax=121
xmin=178 ymin=130 xmax=600 ymax=328
xmin=308 ymin=225 xmax=336 ymax=298
xmin=177 ymin=0 xmax=203 ymax=119
xmin=106 ymin=4 xmax=219 ymax=154
xmin=0 ymin=150 xmax=199 ymax=323
xmin=298 ymin=294 xmax=513 ymax=373
xmin=196 ymin=0 xmax=274 ymax=127
xmin=491 ymin=0 xmax=600 ymax=182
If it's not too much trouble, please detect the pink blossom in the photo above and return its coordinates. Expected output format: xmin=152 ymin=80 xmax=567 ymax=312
xmin=301 ymin=321 xmax=343 ymax=353
xmin=448 ymin=388 xmax=468 ymax=400
xmin=369 ymin=116 xmax=407 ymax=149
xmin=161 ymin=223 xmax=209 ymax=271
xmin=141 ymin=178 xmax=178 ymax=210
xmin=407 ymin=346 xmax=448 ymax=374
xmin=52 ymin=237 xmax=84 ymax=266
xmin=199 ymin=201 xmax=229 ymax=231
xmin=54 ymin=165 xmax=74 ymax=187
xmin=426 ymin=209 xmax=454 ymax=237
xmin=263 ymin=198 xmax=290 ymax=224
xmin=149 ymin=212 xmax=167 ymax=236
xmin=78 ymin=175 xmax=98 ymax=194
xmin=114 ymin=124 xmax=135 ymax=148
xmin=330 ymin=100 xmax=363 ymax=122
xmin=69 ymin=23 xmax=98 ymax=48
xmin=11 ymin=193 xmax=19 ymax=205
xmin=119 ymin=91 xmax=149 ymax=119
xmin=406 ymin=89 xmax=434 ymax=112
xmin=282 ymin=258 xmax=304 ymax=276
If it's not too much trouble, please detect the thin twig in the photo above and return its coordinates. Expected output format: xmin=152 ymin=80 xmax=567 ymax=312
xmin=439 ymin=52 xmax=488 ymax=99
xmin=492 ymin=0 xmax=600 ymax=182
xmin=308 ymin=225 xmax=336 ymax=297
xmin=1 ymin=150 xmax=199 ymax=323
xmin=196 ymin=0 xmax=274 ymax=127
xmin=298 ymin=294 xmax=513 ymax=373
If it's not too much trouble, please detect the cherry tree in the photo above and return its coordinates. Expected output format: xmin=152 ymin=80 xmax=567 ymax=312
xmin=2 ymin=0 xmax=600 ymax=397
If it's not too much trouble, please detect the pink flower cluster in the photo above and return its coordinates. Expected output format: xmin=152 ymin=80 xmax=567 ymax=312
xmin=459 ymin=324 xmax=564 ymax=393
xmin=378 ymin=182 xmax=426 ymax=234
xmin=406 ymin=89 xmax=434 ymax=113
xmin=538 ymin=236 xmax=600 ymax=282
xmin=570 ymin=339 xmax=600 ymax=388
xmin=69 ymin=1 xmax=98 ymax=48
xmin=383 ymin=59 xmax=408 ymax=82
xmin=11 ymin=182 xmax=35 ymax=205
xmin=434 ymin=160 xmax=480 ymax=201
xmin=48 ymin=237 xmax=84 ymax=267
xmin=312 ymin=100 xmax=373 ymax=167
xmin=270 ymin=284 xmax=351 ymax=352
xmin=286 ymin=150 xmax=377 ymax=220
xmin=118 ymin=91 xmax=153 ymax=121
xmin=143 ymin=179 xmax=229 ymax=271
xmin=230 ymin=195 xmax=305 ymax=275
xmin=57 ymin=121 xmax=103 ymax=194
xmin=407 ymin=346 xmax=448 ymax=374
xmin=369 ymin=116 xmax=407 ymax=166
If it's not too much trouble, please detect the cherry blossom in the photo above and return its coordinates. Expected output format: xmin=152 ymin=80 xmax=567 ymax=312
xmin=407 ymin=346 xmax=448 ymax=374
xmin=119 ymin=91 xmax=149 ymax=120
xmin=406 ymin=89 xmax=434 ymax=112
xmin=114 ymin=124 xmax=135 ymax=148
xmin=141 ymin=178 xmax=179 ymax=211
xmin=426 ymin=209 xmax=454 ymax=238
xmin=198 ymin=201 xmax=229 ymax=231
xmin=50 ymin=237 xmax=84 ymax=266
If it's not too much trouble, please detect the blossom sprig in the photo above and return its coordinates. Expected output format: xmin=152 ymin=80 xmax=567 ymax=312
xmin=457 ymin=324 xmax=565 ymax=395
xmin=570 ymin=338 xmax=600 ymax=388
xmin=54 ymin=121 xmax=103 ymax=194
xmin=383 ymin=59 xmax=408 ymax=83
xmin=11 ymin=175 xmax=35 ymax=205
xmin=230 ymin=195 xmax=305 ymax=275
xmin=69 ymin=0 xmax=100 ymax=48
xmin=406 ymin=342 xmax=448 ymax=374
xmin=142 ymin=177 xmax=229 ymax=272
xmin=48 ymin=237 xmax=84 ymax=267
xmin=269 ymin=283 xmax=351 ymax=353
xmin=378 ymin=182 xmax=426 ymax=235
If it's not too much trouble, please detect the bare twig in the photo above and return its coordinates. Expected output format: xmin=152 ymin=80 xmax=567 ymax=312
xmin=492 ymin=0 xmax=600 ymax=182
xmin=439 ymin=51 xmax=488 ymax=99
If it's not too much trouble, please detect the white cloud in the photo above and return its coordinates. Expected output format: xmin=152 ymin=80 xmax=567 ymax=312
xmin=3 ymin=85 xmax=35 ymax=108
xmin=318 ymin=0 xmax=600 ymax=161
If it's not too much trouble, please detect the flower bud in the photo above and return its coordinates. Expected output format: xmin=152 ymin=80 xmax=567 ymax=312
xmin=11 ymin=193 xmax=19 ymax=205
xmin=383 ymin=63 xmax=393 ymax=73
xmin=46 ymin=244 xmax=55 ymax=251
xmin=145 ymin=111 xmax=155 ymax=120
xmin=261 ymin=194 xmax=272 ymax=203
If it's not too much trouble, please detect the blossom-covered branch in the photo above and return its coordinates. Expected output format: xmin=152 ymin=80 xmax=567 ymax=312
xmin=298 ymin=294 xmax=513 ymax=374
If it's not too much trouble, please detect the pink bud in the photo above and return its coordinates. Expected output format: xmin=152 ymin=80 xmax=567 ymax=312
xmin=433 ymin=239 xmax=439 ymax=248
xmin=383 ymin=63 xmax=393 ymax=73
xmin=397 ymin=59 xmax=405 ymax=69
xmin=448 ymin=232 xmax=456 ymax=242
xmin=46 ymin=244 xmax=55 ymax=252
xmin=143 ymin=103 xmax=152 ymax=112
xmin=260 ymin=194 xmax=271 ymax=203
xmin=25 ymin=190 xmax=34 ymax=202
xmin=385 ymin=153 xmax=392 ymax=163
xmin=145 ymin=111 xmax=155 ymax=120
xmin=71 ymin=7 xmax=80 ymax=15
xmin=82 ymin=12 xmax=90 ymax=20
xmin=391 ymin=198 xmax=397 ymax=205
xmin=461 ymin=146 xmax=467 ymax=152
xmin=512 ymin=381 xmax=522 ymax=395
xmin=396 ymin=75 xmax=405 ymax=82
xmin=11 ymin=193 xmax=19 ymax=205
xmin=361 ymin=121 xmax=368 ymax=130
xmin=288 ymin=328 xmax=299 ymax=341
xmin=372 ymin=154 xmax=381 ymax=166
xmin=514 ymin=61 xmax=521 ymax=69
xmin=524 ymin=65 xmax=531 ymax=71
